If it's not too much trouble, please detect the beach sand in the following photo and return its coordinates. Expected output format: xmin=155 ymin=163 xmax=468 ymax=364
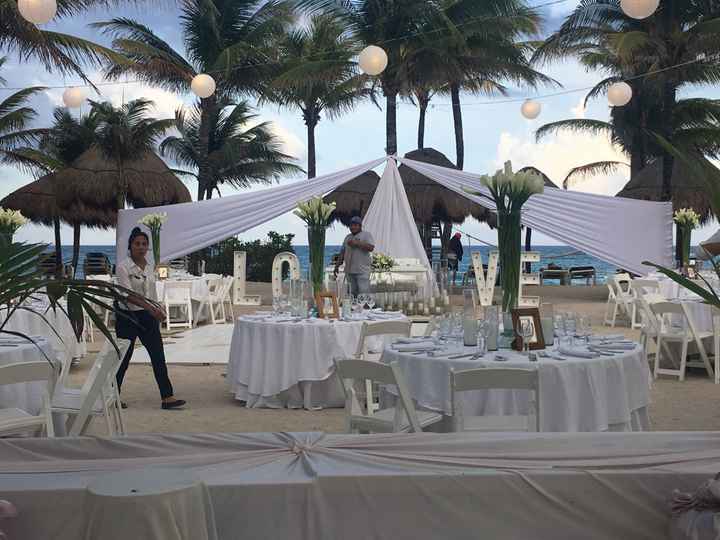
xmin=71 ymin=282 xmax=720 ymax=436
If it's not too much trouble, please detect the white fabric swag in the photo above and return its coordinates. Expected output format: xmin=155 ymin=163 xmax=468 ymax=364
xmin=117 ymin=156 xmax=673 ymax=276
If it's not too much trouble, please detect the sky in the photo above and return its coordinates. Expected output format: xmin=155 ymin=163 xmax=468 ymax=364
xmin=1 ymin=0 xmax=718 ymax=248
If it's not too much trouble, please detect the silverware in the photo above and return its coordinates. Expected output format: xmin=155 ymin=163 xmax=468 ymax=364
xmin=447 ymin=353 xmax=475 ymax=360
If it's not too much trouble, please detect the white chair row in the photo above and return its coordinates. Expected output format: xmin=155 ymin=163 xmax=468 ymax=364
xmin=334 ymin=358 xmax=539 ymax=434
xmin=604 ymin=274 xmax=661 ymax=328
xmin=163 ymin=276 xmax=234 ymax=330
xmin=0 ymin=339 xmax=131 ymax=438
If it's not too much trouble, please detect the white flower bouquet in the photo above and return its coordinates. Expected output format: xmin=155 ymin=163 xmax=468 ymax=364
xmin=673 ymin=208 xmax=700 ymax=229
xmin=0 ymin=208 xmax=28 ymax=243
xmin=372 ymin=252 xmax=395 ymax=272
xmin=294 ymin=197 xmax=336 ymax=227
xmin=138 ymin=212 xmax=168 ymax=267
xmin=295 ymin=197 xmax=336 ymax=295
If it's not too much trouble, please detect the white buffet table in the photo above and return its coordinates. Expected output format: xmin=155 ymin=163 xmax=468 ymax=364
xmin=381 ymin=343 xmax=651 ymax=432
xmin=227 ymin=312 xmax=406 ymax=408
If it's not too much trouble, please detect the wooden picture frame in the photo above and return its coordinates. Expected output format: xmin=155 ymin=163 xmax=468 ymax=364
xmin=156 ymin=264 xmax=169 ymax=280
xmin=510 ymin=308 xmax=546 ymax=351
xmin=315 ymin=292 xmax=339 ymax=319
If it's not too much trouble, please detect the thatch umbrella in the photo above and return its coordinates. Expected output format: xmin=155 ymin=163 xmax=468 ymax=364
xmin=616 ymin=155 xmax=718 ymax=262
xmin=323 ymin=170 xmax=381 ymax=226
xmin=1 ymin=174 xmax=116 ymax=274
xmin=52 ymin=147 xmax=192 ymax=210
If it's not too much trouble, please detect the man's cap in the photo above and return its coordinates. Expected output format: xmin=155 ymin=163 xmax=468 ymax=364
xmin=350 ymin=216 xmax=363 ymax=225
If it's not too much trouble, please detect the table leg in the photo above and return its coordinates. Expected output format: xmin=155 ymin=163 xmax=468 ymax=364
xmin=301 ymin=381 xmax=322 ymax=411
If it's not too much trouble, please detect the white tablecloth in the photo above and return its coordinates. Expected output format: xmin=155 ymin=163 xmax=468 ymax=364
xmin=646 ymin=275 xmax=715 ymax=334
xmin=0 ymin=338 xmax=55 ymax=415
xmin=156 ymin=278 xmax=212 ymax=303
xmin=381 ymin=345 xmax=651 ymax=432
xmin=1 ymin=305 xmax=84 ymax=360
xmin=227 ymin=313 xmax=406 ymax=408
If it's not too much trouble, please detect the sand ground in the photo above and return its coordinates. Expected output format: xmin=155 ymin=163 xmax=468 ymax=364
xmin=70 ymin=282 xmax=720 ymax=436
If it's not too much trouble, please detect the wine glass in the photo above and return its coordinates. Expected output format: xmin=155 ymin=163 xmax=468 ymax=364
xmin=520 ymin=319 xmax=535 ymax=353
xmin=357 ymin=294 xmax=370 ymax=310
xmin=351 ymin=296 xmax=361 ymax=317
xmin=476 ymin=319 xmax=490 ymax=357
xmin=366 ymin=294 xmax=376 ymax=310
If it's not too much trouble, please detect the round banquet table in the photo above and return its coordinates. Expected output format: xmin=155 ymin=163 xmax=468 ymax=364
xmin=380 ymin=344 xmax=651 ymax=432
xmin=227 ymin=312 xmax=406 ymax=409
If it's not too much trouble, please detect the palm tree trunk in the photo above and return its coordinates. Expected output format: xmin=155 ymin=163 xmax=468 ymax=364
xmin=53 ymin=215 xmax=62 ymax=279
xmin=116 ymin=157 xmax=126 ymax=211
xmin=385 ymin=90 xmax=398 ymax=156
xmin=660 ymin=81 xmax=677 ymax=263
xmin=72 ymin=224 xmax=81 ymax=278
xmin=197 ymin=95 xmax=217 ymax=201
xmin=524 ymin=227 xmax=532 ymax=273
xmin=417 ymin=90 xmax=430 ymax=149
xmin=450 ymin=83 xmax=464 ymax=170
xmin=303 ymin=107 xmax=319 ymax=179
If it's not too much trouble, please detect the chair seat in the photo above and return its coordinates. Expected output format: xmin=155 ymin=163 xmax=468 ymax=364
xmin=369 ymin=408 xmax=443 ymax=432
xmin=0 ymin=407 xmax=44 ymax=434
xmin=51 ymin=389 xmax=107 ymax=414
xmin=461 ymin=414 xmax=531 ymax=432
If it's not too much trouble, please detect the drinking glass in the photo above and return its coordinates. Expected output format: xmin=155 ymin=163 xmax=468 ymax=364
xmin=476 ymin=319 xmax=490 ymax=357
xmin=563 ymin=312 xmax=578 ymax=344
xmin=367 ymin=295 xmax=376 ymax=310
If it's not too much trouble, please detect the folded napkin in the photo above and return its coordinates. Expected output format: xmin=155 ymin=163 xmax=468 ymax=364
xmin=392 ymin=341 xmax=436 ymax=352
xmin=244 ymin=314 xmax=271 ymax=320
xmin=558 ymin=346 xmax=597 ymax=358
xmin=590 ymin=334 xmax=626 ymax=342
xmin=592 ymin=342 xmax=637 ymax=351
xmin=394 ymin=337 xmax=427 ymax=344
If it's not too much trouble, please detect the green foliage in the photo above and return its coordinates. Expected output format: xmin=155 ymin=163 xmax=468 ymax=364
xmin=203 ymin=231 xmax=295 ymax=283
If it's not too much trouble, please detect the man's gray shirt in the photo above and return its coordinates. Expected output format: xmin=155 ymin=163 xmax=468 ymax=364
xmin=341 ymin=231 xmax=375 ymax=275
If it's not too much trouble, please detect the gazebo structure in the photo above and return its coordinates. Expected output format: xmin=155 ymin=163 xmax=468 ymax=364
xmin=325 ymin=148 xmax=496 ymax=259
xmin=616 ymin=155 xmax=718 ymax=262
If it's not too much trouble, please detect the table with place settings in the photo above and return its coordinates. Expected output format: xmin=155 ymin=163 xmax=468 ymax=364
xmin=380 ymin=335 xmax=651 ymax=432
xmin=227 ymin=311 xmax=407 ymax=409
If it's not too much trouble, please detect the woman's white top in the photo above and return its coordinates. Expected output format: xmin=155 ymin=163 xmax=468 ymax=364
xmin=116 ymin=257 xmax=157 ymax=311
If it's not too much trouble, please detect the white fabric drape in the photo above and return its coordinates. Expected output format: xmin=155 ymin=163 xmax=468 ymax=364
xmin=117 ymin=156 xmax=673 ymax=276
xmin=399 ymin=158 xmax=674 ymax=276
xmin=116 ymin=157 xmax=387 ymax=263
xmin=362 ymin=160 xmax=437 ymax=294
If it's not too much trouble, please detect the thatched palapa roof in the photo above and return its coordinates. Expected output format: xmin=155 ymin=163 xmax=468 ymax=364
xmin=325 ymin=148 xmax=497 ymax=227
xmin=517 ymin=166 xmax=561 ymax=189
xmin=53 ymin=147 xmax=191 ymax=209
xmin=0 ymin=174 xmax=115 ymax=228
xmin=615 ymin=155 xmax=717 ymax=223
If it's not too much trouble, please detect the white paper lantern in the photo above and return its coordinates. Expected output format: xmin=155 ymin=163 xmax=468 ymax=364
xmin=608 ymin=81 xmax=633 ymax=106
xmin=520 ymin=99 xmax=541 ymax=119
xmin=620 ymin=0 xmax=660 ymax=19
xmin=62 ymin=87 xmax=85 ymax=108
xmin=17 ymin=0 xmax=57 ymax=24
xmin=358 ymin=45 xmax=388 ymax=76
xmin=190 ymin=73 xmax=216 ymax=98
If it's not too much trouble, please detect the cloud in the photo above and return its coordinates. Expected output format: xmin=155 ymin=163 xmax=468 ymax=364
xmin=571 ymin=96 xmax=586 ymax=119
xmin=265 ymin=122 xmax=306 ymax=162
xmin=494 ymin=129 xmax=629 ymax=195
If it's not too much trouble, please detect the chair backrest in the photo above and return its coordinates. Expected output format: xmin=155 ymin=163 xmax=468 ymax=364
xmin=222 ymin=276 xmax=235 ymax=300
xmin=650 ymin=301 xmax=689 ymax=336
xmin=613 ymin=273 xmax=632 ymax=295
xmin=630 ymin=279 xmax=660 ymax=297
xmin=635 ymin=295 xmax=661 ymax=333
xmin=69 ymin=339 xmax=131 ymax=436
xmin=0 ymin=361 xmax=54 ymax=386
xmin=450 ymin=367 xmax=539 ymax=431
xmin=163 ymin=281 xmax=193 ymax=303
xmin=355 ymin=320 xmax=412 ymax=358
xmin=207 ymin=277 xmax=223 ymax=298
xmin=334 ymin=358 xmax=422 ymax=432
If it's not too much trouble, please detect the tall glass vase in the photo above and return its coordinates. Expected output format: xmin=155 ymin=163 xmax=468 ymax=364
xmin=498 ymin=210 xmax=522 ymax=312
xmin=307 ymin=224 xmax=326 ymax=297
xmin=150 ymin=228 xmax=162 ymax=268
xmin=681 ymin=225 xmax=692 ymax=267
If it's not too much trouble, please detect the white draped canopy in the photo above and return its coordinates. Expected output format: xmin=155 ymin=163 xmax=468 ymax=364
xmin=117 ymin=156 xmax=673 ymax=276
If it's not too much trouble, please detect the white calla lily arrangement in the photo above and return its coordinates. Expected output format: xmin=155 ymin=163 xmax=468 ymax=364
xmin=295 ymin=197 xmax=336 ymax=296
xmin=294 ymin=197 xmax=336 ymax=227
xmin=673 ymin=208 xmax=700 ymax=229
xmin=0 ymin=208 xmax=28 ymax=242
xmin=138 ymin=212 xmax=168 ymax=267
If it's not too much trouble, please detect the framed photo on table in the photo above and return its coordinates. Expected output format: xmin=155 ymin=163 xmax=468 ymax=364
xmin=510 ymin=308 xmax=546 ymax=351
xmin=315 ymin=292 xmax=339 ymax=319
xmin=155 ymin=264 xmax=169 ymax=280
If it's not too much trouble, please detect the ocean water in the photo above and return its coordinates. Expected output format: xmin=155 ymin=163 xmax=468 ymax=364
xmin=59 ymin=244 xmax=632 ymax=283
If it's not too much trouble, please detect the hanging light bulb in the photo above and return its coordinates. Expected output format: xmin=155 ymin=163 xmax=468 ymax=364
xmin=17 ymin=0 xmax=57 ymax=24
xmin=620 ymin=0 xmax=660 ymax=19
xmin=608 ymin=82 xmax=633 ymax=106
xmin=520 ymin=99 xmax=541 ymax=119
xmin=62 ymin=87 xmax=85 ymax=108
xmin=190 ymin=73 xmax=216 ymax=98
xmin=358 ymin=45 xmax=388 ymax=76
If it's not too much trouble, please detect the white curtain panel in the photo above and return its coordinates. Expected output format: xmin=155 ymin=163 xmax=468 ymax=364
xmin=116 ymin=157 xmax=387 ymax=263
xmin=362 ymin=160 xmax=437 ymax=294
xmin=399 ymin=158 xmax=674 ymax=276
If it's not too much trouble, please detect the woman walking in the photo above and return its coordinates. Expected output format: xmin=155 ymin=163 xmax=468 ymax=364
xmin=115 ymin=227 xmax=186 ymax=409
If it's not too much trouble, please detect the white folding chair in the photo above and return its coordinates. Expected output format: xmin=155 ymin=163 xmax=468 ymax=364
xmin=354 ymin=320 xmax=412 ymax=414
xmin=614 ymin=273 xmax=639 ymax=328
xmin=52 ymin=339 xmax=131 ymax=436
xmin=630 ymin=279 xmax=661 ymax=298
xmin=450 ymin=367 xmax=539 ymax=432
xmin=0 ymin=361 xmax=55 ymax=437
xmin=333 ymin=358 xmax=442 ymax=433
xmin=651 ymin=302 xmax=714 ymax=381
xmin=635 ymin=294 xmax=673 ymax=365
xmin=163 ymin=281 xmax=193 ymax=330
xmin=204 ymin=277 xmax=223 ymax=324
xmin=603 ymin=281 xmax=620 ymax=327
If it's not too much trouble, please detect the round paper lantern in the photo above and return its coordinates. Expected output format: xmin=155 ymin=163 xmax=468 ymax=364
xmin=608 ymin=81 xmax=633 ymax=106
xmin=190 ymin=73 xmax=216 ymax=98
xmin=358 ymin=45 xmax=388 ymax=76
xmin=17 ymin=0 xmax=57 ymax=24
xmin=620 ymin=0 xmax=659 ymax=19
xmin=520 ymin=99 xmax=541 ymax=119
xmin=62 ymin=87 xmax=85 ymax=108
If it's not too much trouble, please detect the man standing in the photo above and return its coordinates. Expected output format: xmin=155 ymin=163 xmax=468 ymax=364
xmin=448 ymin=232 xmax=463 ymax=284
xmin=334 ymin=216 xmax=375 ymax=296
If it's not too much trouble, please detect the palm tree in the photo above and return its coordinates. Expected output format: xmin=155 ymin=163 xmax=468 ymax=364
xmin=91 ymin=98 xmax=174 ymax=210
xmin=94 ymin=0 xmax=294 ymax=200
xmin=267 ymin=14 xmax=369 ymax=178
xmin=0 ymin=0 xmax=121 ymax=80
xmin=159 ymin=99 xmax=303 ymax=197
